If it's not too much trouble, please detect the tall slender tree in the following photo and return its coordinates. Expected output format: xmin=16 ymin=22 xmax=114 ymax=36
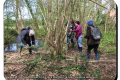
xmin=25 ymin=0 xmax=39 ymax=29
xmin=15 ymin=0 xmax=19 ymax=31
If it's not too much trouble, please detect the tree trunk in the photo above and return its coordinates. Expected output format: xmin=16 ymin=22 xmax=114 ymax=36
xmin=16 ymin=0 xmax=19 ymax=32
xmin=19 ymin=6 xmax=24 ymax=29
xmin=25 ymin=0 xmax=39 ymax=29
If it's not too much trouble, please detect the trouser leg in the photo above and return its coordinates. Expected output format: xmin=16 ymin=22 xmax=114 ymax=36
xmin=67 ymin=35 xmax=70 ymax=49
xmin=18 ymin=47 xmax=23 ymax=58
xmin=77 ymin=35 xmax=83 ymax=54
xmin=87 ymin=45 xmax=93 ymax=59
xmin=94 ymin=44 xmax=99 ymax=60
xmin=76 ymin=38 xmax=80 ymax=52
xmin=71 ymin=35 xmax=74 ymax=49
xmin=18 ymin=42 xmax=23 ymax=58
xmin=28 ymin=43 xmax=32 ymax=54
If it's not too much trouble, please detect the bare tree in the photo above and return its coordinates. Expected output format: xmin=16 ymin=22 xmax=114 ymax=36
xmin=15 ymin=0 xmax=19 ymax=32
xmin=18 ymin=0 xmax=24 ymax=29
xmin=25 ymin=0 xmax=39 ymax=29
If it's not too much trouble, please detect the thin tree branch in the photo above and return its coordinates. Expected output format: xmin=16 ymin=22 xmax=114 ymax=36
xmin=89 ymin=0 xmax=108 ymax=9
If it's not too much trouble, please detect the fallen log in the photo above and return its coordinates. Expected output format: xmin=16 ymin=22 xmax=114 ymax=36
xmin=4 ymin=59 xmax=116 ymax=66
xmin=66 ymin=59 xmax=116 ymax=63
xmin=4 ymin=62 xmax=29 ymax=65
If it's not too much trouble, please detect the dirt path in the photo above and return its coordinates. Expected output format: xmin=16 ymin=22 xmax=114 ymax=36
xmin=4 ymin=43 xmax=116 ymax=80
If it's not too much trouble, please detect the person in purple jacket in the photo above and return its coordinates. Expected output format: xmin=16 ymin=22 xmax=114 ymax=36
xmin=70 ymin=21 xmax=83 ymax=54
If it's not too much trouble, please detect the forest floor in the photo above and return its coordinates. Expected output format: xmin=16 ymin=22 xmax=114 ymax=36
xmin=4 ymin=43 xmax=116 ymax=80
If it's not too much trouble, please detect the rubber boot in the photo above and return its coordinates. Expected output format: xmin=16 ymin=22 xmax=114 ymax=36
xmin=87 ymin=52 xmax=91 ymax=60
xmin=18 ymin=48 xmax=21 ymax=58
xmin=80 ymin=47 xmax=82 ymax=54
xmin=78 ymin=45 xmax=80 ymax=52
xmin=29 ymin=49 xmax=32 ymax=54
xmin=95 ymin=53 xmax=99 ymax=60
xmin=18 ymin=48 xmax=22 ymax=58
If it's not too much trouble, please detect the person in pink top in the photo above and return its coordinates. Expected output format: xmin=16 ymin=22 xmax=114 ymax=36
xmin=70 ymin=21 xmax=83 ymax=54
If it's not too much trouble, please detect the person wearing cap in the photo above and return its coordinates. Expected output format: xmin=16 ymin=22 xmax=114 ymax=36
xmin=84 ymin=20 xmax=100 ymax=60
xmin=16 ymin=27 xmax=35 ymax=58
xmin=70 ymin=21 xmax=83 ymax=54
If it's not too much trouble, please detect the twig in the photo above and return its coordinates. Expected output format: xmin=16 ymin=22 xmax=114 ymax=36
xmin=16 ymin=66 xmax=26 ymax=76
xmin=89 ymin=0 xmax=108 ymax=9
xmin=66 ymin=59 xmax=116 ymax=63
xmin=35 ymin=0 xmax=47 ymax=25
xmin=4 ymin=62 xmax=29 ymax=65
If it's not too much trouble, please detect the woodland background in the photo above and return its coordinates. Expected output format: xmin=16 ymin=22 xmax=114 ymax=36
xmin=4 ymin=0 xmax=116 ymax=80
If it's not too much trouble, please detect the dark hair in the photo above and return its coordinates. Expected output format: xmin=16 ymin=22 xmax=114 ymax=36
xmin=28 ymin=27 xmax=31 ymax=29
xmin=70 ymin=18 xmax=74 ymax=23
xmin=75 ymin=21 xmax=80 ymax=25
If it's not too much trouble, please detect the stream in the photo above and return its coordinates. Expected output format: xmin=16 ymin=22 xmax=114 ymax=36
xmin=4 ymin=39 xmax=44 ymax=52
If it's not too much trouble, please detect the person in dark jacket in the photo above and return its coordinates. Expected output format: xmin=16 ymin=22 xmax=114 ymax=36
xmin=65 ymin=18 xmax=76 ymax=49
xmin=84 ymin=20 xmax=100 ymax=60
xmin=16 ymin=27 xmax=35 ymax=58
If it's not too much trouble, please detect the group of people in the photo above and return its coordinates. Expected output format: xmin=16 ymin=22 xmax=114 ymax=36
xmin=65 ymin=19 xmax=101 ymax=60
xmin=17 ymin=19 xmax=101 ymax=60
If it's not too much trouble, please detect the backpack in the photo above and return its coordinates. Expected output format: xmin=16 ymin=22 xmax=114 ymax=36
xmin=21 ymin=27 xmax=31 ymax=32
xmin=90 ymin=26 xmax=101 ymax=40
